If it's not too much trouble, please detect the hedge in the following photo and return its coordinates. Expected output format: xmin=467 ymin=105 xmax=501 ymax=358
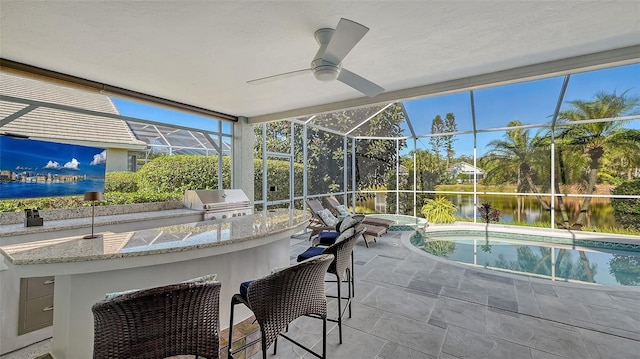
xmin=612 ymin=179 xmax=640 ymax=231
xmin=254 ymin=158 xmax=304 ymax=200
xmin=137 ymin=155 xmax=231 ymax=193
xmin=105 ymin=171 xmax=138 ymax=193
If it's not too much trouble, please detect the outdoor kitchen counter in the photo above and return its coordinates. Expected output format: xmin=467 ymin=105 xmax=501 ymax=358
xmin=0 ymin=208 xmax=309 ymax=359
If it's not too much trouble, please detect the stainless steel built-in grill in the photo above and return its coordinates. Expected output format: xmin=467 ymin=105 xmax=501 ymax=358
xmin=183 ymin=189 xmax=253 ymax=220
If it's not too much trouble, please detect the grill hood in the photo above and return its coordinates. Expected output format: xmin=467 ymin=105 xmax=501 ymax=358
xmin=184 ymin=189 xmax=252 ymax=220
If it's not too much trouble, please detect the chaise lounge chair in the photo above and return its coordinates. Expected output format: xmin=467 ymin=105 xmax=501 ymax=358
xmin=326 ymin=196 xmax=396 ymax=229
xmin=306 ymin=198 xmax=386 ymax=247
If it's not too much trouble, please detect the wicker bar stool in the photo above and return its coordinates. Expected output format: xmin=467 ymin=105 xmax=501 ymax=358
xmin=313 ymin=215 xmax=362 ymax=296
xmin=228 ymin=254 xmax=334 ymax=359
xmin=296 ymin=227 xmax=363 ymax=344
xmin=92 ymin=279 xmax=221 ymax=359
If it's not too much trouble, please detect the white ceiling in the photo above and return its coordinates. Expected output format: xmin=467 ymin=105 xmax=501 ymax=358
xmin=1 ymin=1 xmax=639 ymax=123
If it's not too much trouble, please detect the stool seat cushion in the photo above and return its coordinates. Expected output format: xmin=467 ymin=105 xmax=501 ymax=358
xmin=317 ymin=231 xmax=339 ymax=245
xmin=240 ymin=280 xmax=254 ymax=300
xmin=297 ymin=246 xmax=325 ymax=262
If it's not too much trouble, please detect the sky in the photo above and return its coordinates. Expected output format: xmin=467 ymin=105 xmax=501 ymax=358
xmin=111 ymin=63 xmax=639 ymax=159
xmin=0 ymin=136 xmax=106 ymax=177
xmin=112 ymin=98 xmax=230 ymax=133
xmin=403 ymin=63 xmax=640 ymax=157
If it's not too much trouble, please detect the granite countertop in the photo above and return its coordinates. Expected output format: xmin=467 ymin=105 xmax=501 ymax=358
xmin=0 ymin=209 xmax=309 ymax=266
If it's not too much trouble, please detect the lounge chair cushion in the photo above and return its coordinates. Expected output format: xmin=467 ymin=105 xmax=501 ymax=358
xmin=334 ymin=204 xmax=351 ymax=217
xmin=297 ymin=246 xmax=325 ymax=262
xmin=240 ymin=280 xmax=254 ymax=300
xmin=362 ymin=217 xmax=395 ymax=228
xmin=317 ymin=209 xmax=339 ymax=226
xmin=338 ymin=215 xmax=358 ymax=232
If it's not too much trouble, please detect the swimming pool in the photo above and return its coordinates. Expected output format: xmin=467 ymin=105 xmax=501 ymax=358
xmin=410 ymin=229 xmax=640 ymax=286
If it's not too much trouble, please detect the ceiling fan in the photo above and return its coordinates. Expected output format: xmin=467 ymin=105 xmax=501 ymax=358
xmin=247 ymin=18 xmax=384 ymax=98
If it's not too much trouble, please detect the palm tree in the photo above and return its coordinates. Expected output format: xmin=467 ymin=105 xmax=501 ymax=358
xmin=484 ymin=121 xmax=550 ymax=210
xmin=556 ymin=90 xmax=640 ymax=226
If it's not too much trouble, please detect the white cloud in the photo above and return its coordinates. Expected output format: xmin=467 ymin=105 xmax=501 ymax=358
xmin=44 ymin=160 xmax=61 ymax=169
xmin=90 ymin=150 xmax=107 ymax=165
xmin=63 ymin=158 xmax=80 ymax=170
xmin=43 ymin=158 xmax=80 ymax=170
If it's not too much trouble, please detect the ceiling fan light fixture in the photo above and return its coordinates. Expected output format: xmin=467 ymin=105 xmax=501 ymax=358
xmin=313 ymin=65 xmax=339 ymax=81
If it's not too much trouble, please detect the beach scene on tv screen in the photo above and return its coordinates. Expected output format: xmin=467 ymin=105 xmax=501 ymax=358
xmin=0 ymin=136 xmax=107 ymax=199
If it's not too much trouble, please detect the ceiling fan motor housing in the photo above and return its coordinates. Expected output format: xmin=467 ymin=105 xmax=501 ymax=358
xmin=312 ymin=59 xmax=340 ymax=81
xmin=312 ymin=28 xmax=340 ymax=81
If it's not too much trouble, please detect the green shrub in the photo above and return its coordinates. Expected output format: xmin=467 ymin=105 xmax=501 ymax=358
xmin=137 ymin=155 xmax=231 ymax=194
xmin=105 ymin=171 xmax=138 ymax=193
xmin=611 ymin=180 xmax=640 ymax=231
xmin=103 ymin=191 xmax=181 ymax=205
xmin=0 ymin=196 xmax=85 ymax=212
xmin=421 ymin=196 xmax=457 ymax=224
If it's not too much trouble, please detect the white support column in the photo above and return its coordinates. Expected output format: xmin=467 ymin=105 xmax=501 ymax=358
xmin=232 ymin=117 xmax=255 ymax=202
xmin=413 ymin=138 xmax=417 ymax=217
xmin=396 ymin=139 xmax=400 ymax=215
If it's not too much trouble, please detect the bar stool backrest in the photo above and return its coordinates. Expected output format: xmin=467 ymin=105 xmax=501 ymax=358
xmin=92 ymin=280 xmax=221 ymax=359
xmin=247 ymin=254 xmax=334 ymax=352
xmin=324 ymin=228 xmax=363 ymax=278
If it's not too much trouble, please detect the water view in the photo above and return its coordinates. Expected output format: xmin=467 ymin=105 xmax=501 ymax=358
xmin=359 ymin=193 xmax=620 ymax=229
xmin=0 ymin=179 xmax=105 ymax=199
xmin=447 ymin=194 xmax=617 ymax=228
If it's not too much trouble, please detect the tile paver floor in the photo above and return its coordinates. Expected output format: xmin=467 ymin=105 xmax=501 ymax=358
xmin=256 ymin=230 xmax=640 ymax=359
xmin=3 ymin=230 xmax=639 ymax=359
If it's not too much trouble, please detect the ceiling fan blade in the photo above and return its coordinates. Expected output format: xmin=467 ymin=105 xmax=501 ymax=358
xmin=247 ymin=68 xmax=311 ymax=85
xmin=322 ymin=18 xmax=369 ymax=65
xmin=337 ymin=68 xmax=384 ymax=97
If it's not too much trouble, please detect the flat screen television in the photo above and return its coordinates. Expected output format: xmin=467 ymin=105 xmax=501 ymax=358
xmin=0 ymin=136 xmax=107 ymax=199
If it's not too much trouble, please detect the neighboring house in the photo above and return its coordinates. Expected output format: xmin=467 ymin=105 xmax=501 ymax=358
xmin=398 ymin=164 xmax=408 ymax=176
xmin=0 ymin=71 xmax=147 ymax=172
xmin=448 ymin=161 xmax=484 ymax=183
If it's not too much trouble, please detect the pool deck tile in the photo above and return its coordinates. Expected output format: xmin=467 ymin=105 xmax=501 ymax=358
xmin=283 ymin=229 xmax=639 ymax=359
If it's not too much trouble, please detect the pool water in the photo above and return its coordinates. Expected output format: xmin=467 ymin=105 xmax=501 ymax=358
xmin=411 ymin=231 xmax=640 ymax=286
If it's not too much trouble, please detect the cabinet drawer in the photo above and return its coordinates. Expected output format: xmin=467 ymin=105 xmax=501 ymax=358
xmin=18 ymin=277 xmax=55 ymax=335
xmin=21 ymin=295 xmax=54 ymax=334
xmin=26 ymin=276 xmax=55 ymax=300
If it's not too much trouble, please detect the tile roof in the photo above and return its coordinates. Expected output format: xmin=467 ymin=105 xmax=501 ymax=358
xmin=0 ymin=72 xmax=146 ymax=149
